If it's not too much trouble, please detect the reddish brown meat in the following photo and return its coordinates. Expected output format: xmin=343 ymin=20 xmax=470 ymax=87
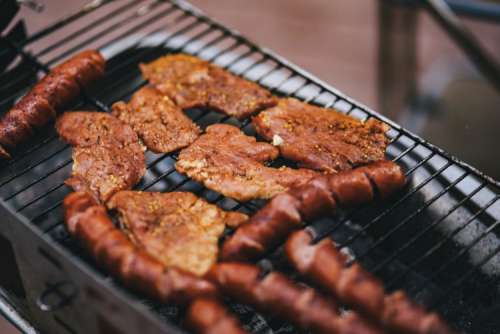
xmin=253 ymin=98 xmax=390 ymax=173
xmin=176 ymin=124 xmax=319 ymax=201
xmin=108 ymin=191 xmax=247 ymax=276
xmin=0 ymin=50 xmax=105 ymax=158
xmin=56 ymin=112 xmax=145 ymax=203
xmin=221 ymin=160 xmax=405 ymax=262
xmin=186 ymin=298 xmax=248 ymax=334
xmin=63 ymin=192 xmax=217 ymax=304
xmin=207 ymin=263 xmax=383 ymax=334
xmin=112 ymin=86 xmax=200 ymax=153
xmin=285 ymin=230 xmax=456 ymax=334
xmin=140 ymin=54 xmax=277 ymax=120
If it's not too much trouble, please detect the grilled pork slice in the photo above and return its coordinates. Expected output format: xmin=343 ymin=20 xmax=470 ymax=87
xmin=140 ymin=54 xmax=277 ymax=120
xmin=107 ymin=191 xmax=247 ymax=276
xmin=176 ymin=124 xmax=319 ymax=201
xmin=112 ymin=86 xmax=200 ymax=153
xmin=56 ymin=112 xmax=145 ymax=203
xmin=63 ymin=192 xmax=217 ymax=304
xmin=253 ymin=98 xmax=390 ymax=173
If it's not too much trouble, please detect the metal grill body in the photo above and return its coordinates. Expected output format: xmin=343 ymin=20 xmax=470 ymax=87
xmin=0 ymin=1 xmax=499 ymax=333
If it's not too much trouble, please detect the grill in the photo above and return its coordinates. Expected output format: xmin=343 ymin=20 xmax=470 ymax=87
xmin=0 ymin=1 xmax=499 ymax=333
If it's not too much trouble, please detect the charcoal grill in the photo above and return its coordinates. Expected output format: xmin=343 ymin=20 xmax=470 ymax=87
xmin=0 ymin=1 xmax=499 ymax=333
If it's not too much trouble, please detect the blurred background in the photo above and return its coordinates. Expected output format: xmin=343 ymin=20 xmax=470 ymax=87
xmin=2 ymin=0 xmax=500 ymax=332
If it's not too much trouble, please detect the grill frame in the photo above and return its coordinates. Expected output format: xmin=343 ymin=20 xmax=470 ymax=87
xmin=0 ymin=1 xmax=499 ymax=333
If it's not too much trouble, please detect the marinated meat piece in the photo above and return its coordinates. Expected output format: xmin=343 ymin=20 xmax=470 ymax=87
xmin=107 ymin=191 xmax=247 ymax=276
xmin=253 ymin=98 xmax=390 ymax=173
xmin=112 ymin=86 xmax=200 ymax=153
xmin=0 ymin=50 xmax=105 ymax=159
xmin=221 ymin=160 xmax=406 ymax=262
xmin=176 ymin=124 xmax=319 ymax=201
xmin=56 ymin=112 xmax=145 ymax=203
xmin=63 ymin=192 xmax=217 ymax=304
xmin=140 ymin=54 xmax=277 ymax=120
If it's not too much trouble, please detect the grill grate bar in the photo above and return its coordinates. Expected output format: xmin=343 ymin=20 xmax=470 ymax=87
xmin=45 ymin=2 xmax=174 ymax=68
xmin=0 ymin=2 xmax=499 ymax=332
xmin=312 ymin=151 xmax=438 ymax=244
xmin=369 ymin=181 xmax=488 ymax=274
xmin=348 ymin=170 xmax=470 ymax=264
xmin=335 ymin=156 xmax=448 ymax=248
xmin=386 ymin=194 xmax=500 ymax=289
xmin=430 ymin=233 xmax=500 ymax=308
xmin=34 ymin=0 xmax=144 ymax=59
xmin=16 ymin=0 xmax=116 ymax=47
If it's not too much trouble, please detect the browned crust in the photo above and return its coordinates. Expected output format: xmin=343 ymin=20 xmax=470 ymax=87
xmin=111 ymin=86 xmax=200 ymax=153
xmin=63 ymin=192 xmax=217 ymax=305
xmin=185 ymin=298 xmax=247 ymax=334
xmin=0 ymin=50 xmax=105 ymax=158
xmin=206 ymin=262 xmax=383 ymax=334
xmin=285 ymin=230 xmax=456 ymax=334
xmin=221 ymin=160 xmax=406 ymax=262
xmin=253 ymin=98 xmax=390 ymax=173
xmin=140 ymin=54 xmax=277 ymax=120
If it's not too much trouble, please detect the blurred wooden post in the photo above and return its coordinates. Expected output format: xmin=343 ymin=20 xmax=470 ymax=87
xmin=377 ymin=1 xmax=418 ymax=120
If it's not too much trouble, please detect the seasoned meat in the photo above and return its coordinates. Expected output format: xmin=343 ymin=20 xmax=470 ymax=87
xmin=107 ymin=191 xmax=247 ymax=276
xmin=56 ymin=112 xmax=145 ymax=203
xmin=112 ymin=86 xmax=200 ymax=153
xmin=63 ymin=192 xmax=218 ymax=304
xmin=221 ymin=160 xmax=406 ymax=262
xmin=140 ymin=54 xmax=277 ymax=120
xmin=176 ymin=124 xmax=319 ymax=201
xmin=253 ymin=98 xmax=390 ymax=173
xmin=0 ymin=50 xmax=105 ymax=159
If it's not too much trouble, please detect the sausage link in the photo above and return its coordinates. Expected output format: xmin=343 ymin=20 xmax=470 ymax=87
xmin=0 ymin=50 xmax=105 ymax=158
xmin=221 ymin=193 xmax=302 ymax=261
xmin=285 ymin=230 xmax=456 ymax=334
xmin=63 ymin=192 xmax=217 ymax=305
xmin=221 ymin=160 xmax=405 ymax=262
xmin=207 ymin=262 xmax=382 ymax=334
xmin=185 ymin=298 xmax=247 ymax=334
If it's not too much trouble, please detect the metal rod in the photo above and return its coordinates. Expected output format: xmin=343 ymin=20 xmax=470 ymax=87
xmin=422 ymin=0 xmax=500 ymax=92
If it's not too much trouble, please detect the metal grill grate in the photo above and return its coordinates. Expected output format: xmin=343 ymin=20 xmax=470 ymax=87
xmin=1 ymin=1 xmax=499 ymax=333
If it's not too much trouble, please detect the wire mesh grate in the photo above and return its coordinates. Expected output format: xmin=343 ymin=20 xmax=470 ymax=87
xmin=1 ymin=0 xmax=499 ymax=332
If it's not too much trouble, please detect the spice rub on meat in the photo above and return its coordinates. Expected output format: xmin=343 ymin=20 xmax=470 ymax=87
xmin=253 ymin=98 xmax=390 ymax=173
xmin=112 ymin=86 xmax=200 ymax=153
xmin=176 ymin=124 xmax=319 ymax=202
xmin=108 ymin=191 xmax=247 ymax=276
xmin=56 ymin=112 xmax=145 ymax=203
xmin=140 ymin=54 xmax=277 ymax=120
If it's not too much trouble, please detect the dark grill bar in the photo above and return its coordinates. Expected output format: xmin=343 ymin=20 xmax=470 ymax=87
xmin=0 ymin=0 xmax=499 ymax=333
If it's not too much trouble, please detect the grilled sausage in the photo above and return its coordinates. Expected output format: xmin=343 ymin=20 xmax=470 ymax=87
xmin=0 ymin=50 xmax=105 ymax=158
xmin=285 ymin=230 xmax=456 ymax=334
xmin=63 ymin=192 xmax=217 ymax=305
xmin=221 ymin=160 xmax=406 ymax=262
xmin=186 ymin=298 xmax=247 ymax=334
xmin=207 ymin=262 xmax=382 ymax=334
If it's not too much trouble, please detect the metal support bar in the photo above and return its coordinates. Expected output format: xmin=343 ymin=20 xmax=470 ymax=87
xmin=422 ymin=0 xmax=500 ymax=92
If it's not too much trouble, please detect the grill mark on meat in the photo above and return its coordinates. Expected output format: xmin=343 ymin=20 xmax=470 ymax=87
xmin=176 ymin=124 xmax=320 ymax=201
xmin=107 ymin=191 xmax=247 ymax=276
xmin=56 ymin=112 xmax=145 ymax=203
xmin=253 ymin=98 xmax=390 ymax=173
xmin=112 ymin=86 xmax=200 ymax=153
xmin=140 ymin=54 xmax=277 ymax=120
